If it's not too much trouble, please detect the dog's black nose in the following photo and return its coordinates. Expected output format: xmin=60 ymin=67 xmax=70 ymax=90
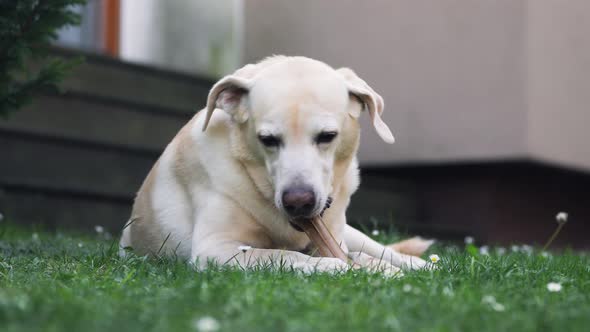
xmin=282 ymin=186 xmax=316 ymax=217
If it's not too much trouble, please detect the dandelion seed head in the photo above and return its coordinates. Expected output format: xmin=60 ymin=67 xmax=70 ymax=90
xmin=371 ymin=229 xmax=380 ymax=236
xmin=0 ymin=212 xmax=4 ymax=222
xmin=31 ymin=233 xmax=39 ymax=241
xmin=555 ymin=212 xmax=568 ymax=224
xmin=77 ymin=242 xmax=83 ymax=248
xmin=496 ymin=247 xmax=506 ymax=255
xmin=464 ymin=236 xmax=474 ymax=245
xmin=94 ymin=225 xmax=104 ymax=234
xmin=402 ymin=284 xmax=413 ymax=292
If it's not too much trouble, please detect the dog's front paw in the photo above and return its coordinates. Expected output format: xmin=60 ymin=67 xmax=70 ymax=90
xmin=397 ymin=254 xmax=431 ymax=270
xmin=348 ymin=252 xmax=403 ymax=278
xmin=292 ymin=257 xmax=349 ymax=275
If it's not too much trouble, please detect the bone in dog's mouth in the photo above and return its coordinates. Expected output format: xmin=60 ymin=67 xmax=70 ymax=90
xmin=291 ymin=216 xmax=348 ymax=261
xmin=289 ymin=197 xmax=348 ymax=261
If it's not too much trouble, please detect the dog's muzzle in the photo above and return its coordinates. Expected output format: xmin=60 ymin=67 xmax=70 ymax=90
xmin=288 ymin=197 xmax=333 ymax=232
xmin=282 ymin=186 xmax=316 ymax=218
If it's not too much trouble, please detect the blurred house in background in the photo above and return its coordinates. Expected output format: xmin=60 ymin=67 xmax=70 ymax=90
xmin=1 ymin=0 xmax=588 ymax=248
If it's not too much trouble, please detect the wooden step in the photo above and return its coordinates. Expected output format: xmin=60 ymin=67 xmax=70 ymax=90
xmin=0 ymin=133 xmax=154 ymax=199
xmin=33 ymin=47 xmax=215 ymax=113
xmin=0 ymin=93 xmax=190 ymax=153
xmin=0 ymin=187 xmax=130 ymax=233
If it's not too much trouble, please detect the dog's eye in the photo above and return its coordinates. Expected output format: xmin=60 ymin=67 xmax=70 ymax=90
xmin=258 ymin=135 xmax=282 ymax=148
xmin=315 ymin=131 xmax=338 ymax=144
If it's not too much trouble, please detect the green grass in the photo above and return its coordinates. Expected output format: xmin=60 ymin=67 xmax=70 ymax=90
xmin=0 ymin=225 xmax=589 ymax=332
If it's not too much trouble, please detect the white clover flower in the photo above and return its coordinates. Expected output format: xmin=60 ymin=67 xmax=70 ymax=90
xmin=94 ymin=225 xmax=104 ymax=234
xmin=429 ymin=254 xmax=440 ymax=264
xmin=482 ymin=295 xmax=496 ymax=304
xmin=479 ymin=245 xmax=490 ymax=255
xmin=464 ymin=236 xmax=474 ymax=245
xmin=555 ymin=212 xmax=568 ymax=224
xmin=491 ymin=302 xmax=506 ymax=312
xmin=371 ymin=229 xmax=380 ymax=236
xmin=32 ymin=233 xmax=39 ymax=241
xmin=547 ymin=282 xmax=562 ymax=292
xmin=496 ymin=247 xmax=506 ymax=255
xmin=482 ymin=295 xmax=505 ymax=312
xmin=442 ymin=286 xmax=454 ymax=297
xmin=238 ymin=245 xmax=252 ymax=252
xmin=193 ymin=316 xmax=220 ymax=332
xmin=402 ymin=284 xmax=413 ymax=292
xmin=521 ymin=245 xmax=533 ymax=255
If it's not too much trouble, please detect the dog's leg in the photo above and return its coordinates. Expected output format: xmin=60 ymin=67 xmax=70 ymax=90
xmin=192 ymin=243 xmax=349 ymax=274
xmin=343 ymin=224 xmax=427 ymax=270
xmin=193 ymin=242 xmax=405 ymax=277
xmin=386 ymin=237 xmax=435 ymax=257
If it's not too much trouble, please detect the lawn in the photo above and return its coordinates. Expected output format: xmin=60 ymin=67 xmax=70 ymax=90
xmin=0 ymin=224 xmax=588 ymax=332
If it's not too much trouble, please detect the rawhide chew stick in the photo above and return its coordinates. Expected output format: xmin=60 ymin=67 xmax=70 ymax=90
xmin=293 ymin=216 xmax=348 ymax=261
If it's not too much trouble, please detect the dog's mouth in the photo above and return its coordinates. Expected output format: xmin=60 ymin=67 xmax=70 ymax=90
xmin=288 ymin=220 xmax=305 ymax=232
xmin=287 ymin=197 xmax=332 ymax=232
xmin=287 ymin=197 xmax=347 ymax=261
xmin=290 ymin=216 xmax=347 ymax=261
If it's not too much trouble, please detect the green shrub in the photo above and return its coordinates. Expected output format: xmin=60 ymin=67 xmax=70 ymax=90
xmin=0 ymin=0 xmax=86 ymax=118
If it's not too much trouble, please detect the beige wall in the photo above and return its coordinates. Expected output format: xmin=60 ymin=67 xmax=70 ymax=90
xmin=243 ymin=0 xmax=589 ymax=170
xmin=527 ymin=0 xmax=590 ymax=171
xmin=244 ymin=0 xmax=528 ymax=165
xmin=113 ymin=0 xmax=589 ymax=170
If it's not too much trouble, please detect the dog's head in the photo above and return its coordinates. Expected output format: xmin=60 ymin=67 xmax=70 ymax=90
xmin=203 ymin=56 xmax=394 ymax=220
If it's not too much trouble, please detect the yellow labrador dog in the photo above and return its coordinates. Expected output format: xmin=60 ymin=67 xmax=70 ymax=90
xmin=120 ymin=56 xmax=431 ymax=274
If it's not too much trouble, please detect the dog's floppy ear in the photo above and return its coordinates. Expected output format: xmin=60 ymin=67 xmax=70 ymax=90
xmin=337 ymin=68 xmax=395 ymax=144
xmin=202 ymin=75 xmax=254 ymax=131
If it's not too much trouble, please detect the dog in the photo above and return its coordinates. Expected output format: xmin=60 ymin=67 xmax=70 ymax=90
xmin=120 ymin=56 xmax=432 ymax=274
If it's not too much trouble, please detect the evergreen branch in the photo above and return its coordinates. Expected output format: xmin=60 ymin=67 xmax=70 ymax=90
xmin=0 ymin=0 xmax=87 ymax=117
